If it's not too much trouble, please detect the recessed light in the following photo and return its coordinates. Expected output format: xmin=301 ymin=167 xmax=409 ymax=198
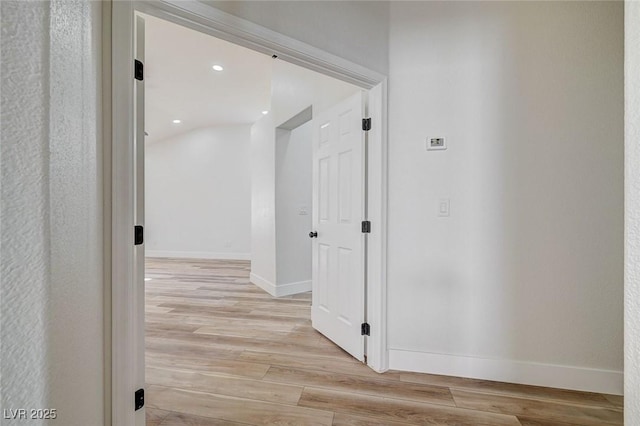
xmin=212 ymin=65 xmax=224 ymax=71
xmin=262 ymin=111 xmax=269 ymax=115
xmin=172 ymin=119 xmax=181 ymax=124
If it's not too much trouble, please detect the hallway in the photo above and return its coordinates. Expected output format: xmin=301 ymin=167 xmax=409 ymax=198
xmin=144 ymin=258 xmax=622 ymax=425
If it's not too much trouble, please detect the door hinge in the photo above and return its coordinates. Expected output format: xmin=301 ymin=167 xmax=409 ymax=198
xmin=134 ymin=225 xmax=144 ymax=245
xmin=362 ymin=118 xmax=371 ymax=131
xmin=135 ymin=388 xmax=144 ymax=411
xmin=134 ymin=59 xmax=144 ymax=81
xmin=361 ymin=323 xmax=370 ymax=336
xmin=361 ymin=221 xmax=371 ymax=234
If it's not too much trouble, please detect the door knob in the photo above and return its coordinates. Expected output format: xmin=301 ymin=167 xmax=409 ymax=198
xmin=309 ymin=231 xmax=318 ymax=238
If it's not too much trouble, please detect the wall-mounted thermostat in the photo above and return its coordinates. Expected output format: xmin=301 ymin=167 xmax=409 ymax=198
xmin=427 ymin=137 xmax=446 ymax=151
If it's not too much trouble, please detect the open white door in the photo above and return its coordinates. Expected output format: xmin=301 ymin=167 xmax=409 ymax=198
xmin=311 ymin=91 xmax=367 ymax=361
xmin=133 ymin=14 xmax=146 ymax=426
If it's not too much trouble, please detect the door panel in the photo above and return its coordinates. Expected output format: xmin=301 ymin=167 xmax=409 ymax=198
xmin=311 ymin=91 xmax=365 ymax=361
xmin=318 ymin=157 xmax=330 ymax=223
xmin=338 ymin=151 xmax=353 ymax=223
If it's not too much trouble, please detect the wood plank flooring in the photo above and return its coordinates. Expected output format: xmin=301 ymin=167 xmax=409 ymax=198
xmin=145 ymin=258 xmax=623 ymax=426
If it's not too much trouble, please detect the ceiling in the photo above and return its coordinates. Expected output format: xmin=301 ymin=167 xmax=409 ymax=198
xmin=143 ymin=13 xmax=272 ymax=143
xmin=143 ymin=13 xmax=361 ymax=144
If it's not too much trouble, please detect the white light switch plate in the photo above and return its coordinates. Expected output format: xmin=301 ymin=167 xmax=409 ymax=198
xmin=438 ymin=198 xmax=450 ymax=217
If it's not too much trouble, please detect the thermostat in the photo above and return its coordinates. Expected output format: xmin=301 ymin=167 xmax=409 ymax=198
xmin=427 ymin=137 xmax=446 ymax=151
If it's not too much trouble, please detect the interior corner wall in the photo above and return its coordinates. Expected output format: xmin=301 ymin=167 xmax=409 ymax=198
xmin=203 ymin=0 xmax=390 ymax=76
xmin=250 ymin=115 xmax=278 ymax=291
xmin=145 ymin=126 xmax=252 ymax=260
xmin=275 ymin=121 xmax=313 ymax=293
xmin=1 ymin=1 xmax=105 ymax=424
xmin=388 ymin=1 xmax=624 ymax=394
xmin=625 ymin=0 xmax=640 ymax=421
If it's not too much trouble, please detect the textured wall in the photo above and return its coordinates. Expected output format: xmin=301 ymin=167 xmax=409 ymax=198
xmin=1 ymin=1 xmax=51 ymax=414
xmin=1 ymin=1 xmax=104 ymax=424
xmin=625 ymin=1 xmax=640 ymax=421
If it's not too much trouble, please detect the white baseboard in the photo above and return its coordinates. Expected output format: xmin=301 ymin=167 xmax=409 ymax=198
xmin=275 ymin=279 xmax=312 ymax=297
xmin=389 ymin=349 xmax=623 ymax=395
xmin=145 ymin=250 xmax=251 ymax=261
xmin=249 ymin=272 xmax=277 ymax=297
xmin=249 ymin=273 xmax=311 ymax=298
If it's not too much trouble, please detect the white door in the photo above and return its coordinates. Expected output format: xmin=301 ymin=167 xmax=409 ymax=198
xmin=133 ymin=14 xmax=146 ymax=426
xmin=311 ymin=92 xmax=366 ymax=361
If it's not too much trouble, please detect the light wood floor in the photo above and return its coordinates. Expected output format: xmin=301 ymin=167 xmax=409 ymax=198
xmin=145 ymin=258 xmax=623 ymax=426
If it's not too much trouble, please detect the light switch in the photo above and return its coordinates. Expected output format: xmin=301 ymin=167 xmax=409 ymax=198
xmin=427 ymin=137 xmax=447 ymax=151
xmin=298 ymin=206 xmax=309 ymax=215
xmin=438 ymin=199 xmax=450 ymax=217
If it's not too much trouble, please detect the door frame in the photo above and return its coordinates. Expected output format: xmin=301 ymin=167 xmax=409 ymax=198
xmin=110 ymin=1 xmax=389 ymax=424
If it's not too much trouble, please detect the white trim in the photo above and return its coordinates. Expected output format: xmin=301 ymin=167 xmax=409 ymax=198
xmin=101 ymin=2 xmax=113 ymax=424
xmin=249 ymin=272 xmax=277 ymax=297
xmin=132 ymin=14 xmax=147 ymax=426
xmin=389 ymin=349 xmax=623 ymax=396
xmin=365 ymin=81 xmax=388 ymax=373
xmin=249 ymin=274 xmax=311 ymax=298
xmin=146 ymin=250 xmax=251 ymax=261
xmin=274 ymin=280 xmax=312 ymax=298
xmin=111 ymin=2 xmax=136 ymax=426
xmin=111 ymin=2 xmax=389 ymax=424
xmin=136 ymin=1 xmax=384 ymax=88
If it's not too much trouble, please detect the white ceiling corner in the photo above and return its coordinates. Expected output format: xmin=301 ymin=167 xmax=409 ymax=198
xmin=143 ymin=13 xmax=272 ymax=143
xmin=143 ymin=13 xmax=361 ymax=144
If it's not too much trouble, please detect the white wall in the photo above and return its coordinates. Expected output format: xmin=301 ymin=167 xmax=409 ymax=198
xmin=145 ymin=126 xmax=252 ymax=260
xmin=250 ymin=115 xmax=278 ymax=288
xmin=1 ymin=1 xmax=104 ymax=424
xmin=271 ymin=60 xmax=362 ymax=127
xmin=203 ymin=0 xmax=389 ymax=76
xmin=388 ymin=1 xmax=624 ymax=394
xmin=625 ymin=0 xmax=640 ymax=421
xmin=275 ymin=121 xmax=313 ymax=291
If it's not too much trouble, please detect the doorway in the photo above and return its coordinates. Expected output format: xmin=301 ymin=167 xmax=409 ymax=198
xmin=141 ymin=13 xmax=370 ymax=420
xmin=110 ymin=2 xmax=388 ymax=425
xmin=274 ymin=109 xmax=314 ymax=296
